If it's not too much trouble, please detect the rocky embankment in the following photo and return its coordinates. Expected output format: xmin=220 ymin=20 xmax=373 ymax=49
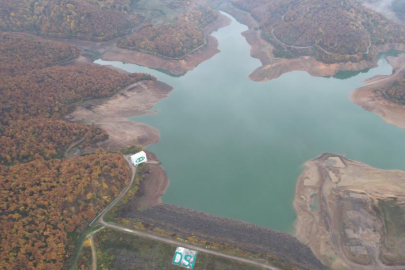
xmin=121 ymin=203 xmax=329 ymax=270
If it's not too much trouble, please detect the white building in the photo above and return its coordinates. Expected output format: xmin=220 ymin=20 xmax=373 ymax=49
xmin=130 ymin=151 xmax=147 ymax=166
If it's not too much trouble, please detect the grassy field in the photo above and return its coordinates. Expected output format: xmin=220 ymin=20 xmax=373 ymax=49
xmin=94 ymin=228 xmax=269 ymax=270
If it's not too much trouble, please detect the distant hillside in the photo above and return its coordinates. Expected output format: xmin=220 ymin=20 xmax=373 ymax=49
xmin=0 ymin=0 xmax=142 ymax=41
xmin=0 ymin=32 xmax=79 ymax=77
xmin=232 ymin=0 xmax=405 ymax=63
xmin=392 ymin=0 xmax=405 ymax=22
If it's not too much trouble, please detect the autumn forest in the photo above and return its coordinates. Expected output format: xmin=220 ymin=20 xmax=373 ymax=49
xmin=0 ymin=30 xmax=154 ymax=269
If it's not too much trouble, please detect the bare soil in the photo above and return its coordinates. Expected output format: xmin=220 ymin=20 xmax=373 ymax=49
xmin=294 ymin=153 xmax=405 ymax=270
xmin=64 ymin=80 xmax=172 ymax=150
xmin=220 ymin=3 xmax=405 ymax=82
xmin=351 ymin=54 xmax=405 ymax=128
xmin=101 ymin=14 xmax=231 ymax=75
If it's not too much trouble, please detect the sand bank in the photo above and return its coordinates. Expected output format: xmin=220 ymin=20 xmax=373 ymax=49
xmin=220 ymin=3 xmax=405 ymax=82
xmin=351 ymin=54 xmax=405 ymax=129
xmin=65 ymin=80 xmax=172 ymax=150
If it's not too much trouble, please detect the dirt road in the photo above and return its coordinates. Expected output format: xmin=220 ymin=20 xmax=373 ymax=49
xmin=89 ymin=236 xmax=97 ymax=270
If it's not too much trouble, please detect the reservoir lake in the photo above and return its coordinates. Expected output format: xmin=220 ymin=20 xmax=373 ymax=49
xmin=96 ymin=13 xmax=405 ymax=233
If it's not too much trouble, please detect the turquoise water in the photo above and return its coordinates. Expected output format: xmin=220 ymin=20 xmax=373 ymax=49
xmin=96 ymin=13 xmax=405 ymax=233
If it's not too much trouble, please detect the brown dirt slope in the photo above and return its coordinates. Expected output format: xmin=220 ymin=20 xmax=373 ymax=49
xmin=295 ymin=153 xmax=405 ymax=270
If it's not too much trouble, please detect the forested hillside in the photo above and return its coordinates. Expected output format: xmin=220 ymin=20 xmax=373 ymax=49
xmin=0 ymin=0 xmax=142 ymax=40
xmin=0 ymin=32 xmax=79 ymax=77
xmin=0 ymin=152 xmax=130 ymax=269
xmin=233 ymin=0 xmax=405 ymax=63
xmin=0 ymin=65 xmax=153 ymax=165
xmin=117 ymin=5 xmax=218 ymax=58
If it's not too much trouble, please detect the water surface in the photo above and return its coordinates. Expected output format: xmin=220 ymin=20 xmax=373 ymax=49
xmin=96 ymin=13 xmax=405 ymax=233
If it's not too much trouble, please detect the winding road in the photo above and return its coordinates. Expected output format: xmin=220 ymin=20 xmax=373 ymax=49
xmin=271 ymin=27 xmax=372 ymax=56
xmin=89 ymin=155 xmax=281 ymax=270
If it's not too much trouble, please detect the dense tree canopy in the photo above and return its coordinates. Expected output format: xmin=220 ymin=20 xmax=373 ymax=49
xmin=0 ymin=32 xmax=79 ymax=77
xmin=233 ymin=0 xmax=405 ymax=63
xmin=0 ymin=152 xmax=130 ymax=269
xmin=117 ymin=6 xmax=218 ymax=58
xmin=0 ymin=0 xmax=142 ymax=41
xmin=0 ymin=119 xmax=107 ymax=165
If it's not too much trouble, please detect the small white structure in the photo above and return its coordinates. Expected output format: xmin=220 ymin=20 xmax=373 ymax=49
xmin=172 ymin=247 xmax=197 ymax=269
xmin=131 ymin=151 xmax=147 ymax=166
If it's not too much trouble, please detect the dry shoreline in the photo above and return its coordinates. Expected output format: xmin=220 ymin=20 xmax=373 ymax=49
xmin=65 ymin=80 xmax=173 ymax=150
xmin=220 ymin=3 xmax=405 ymax=82
xmin=351 ymin=54 xmax=405 ymax=129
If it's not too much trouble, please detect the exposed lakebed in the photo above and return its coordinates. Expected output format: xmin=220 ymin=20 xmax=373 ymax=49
xmin=96 ymin=13 xmax=405 ymax=233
